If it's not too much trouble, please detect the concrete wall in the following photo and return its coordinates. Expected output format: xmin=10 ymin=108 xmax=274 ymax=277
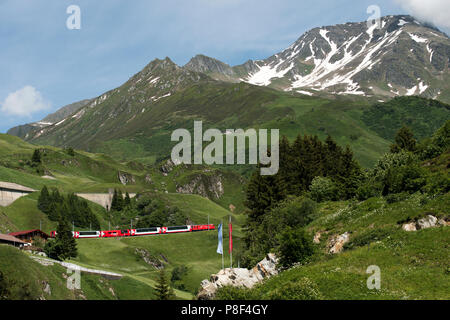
xmin=76 ymin=193 xmax=136 ymax=210
xmin=0 ymin=189 xmax=32 ymax=207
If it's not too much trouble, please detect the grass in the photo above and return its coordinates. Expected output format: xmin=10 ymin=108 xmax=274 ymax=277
xmin=231 ymin=192 xmax=450 ymax=300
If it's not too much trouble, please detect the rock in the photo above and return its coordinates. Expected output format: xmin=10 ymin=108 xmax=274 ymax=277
xmin=135 ymin=248 xmax=164 ymax=269
xmin=438 ymin=219 xmax=450 ymax=226
xmin=416 ymin=215 xmax=438 ymax=230
xmin=402 ymin=222 xmax=417 ymax=232
xmin=176 ymin=174 xmax=224 ymax=199
xmin=229 ymin=204 xmax=236 ymax=212
xmin=118 ymin=171 xmax=135 ymax=185
xmin=42 ymin=281 xmax=51 ymax=295
xmin=197 ymin=253 xmax=278 ymax=300
xmin=328 ymin=232 xmax=350 ymax=254
xmin=313 ymin=231 xmax=322 ymax=244
xmin=145 ymin=174 xmax=153 ymax=184
xmin=160 ymin=159 xmax=175 ymax=176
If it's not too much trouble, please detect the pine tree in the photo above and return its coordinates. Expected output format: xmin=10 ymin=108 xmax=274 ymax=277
xmin=155 ymin=268 xmax=174 ymax=300
xmin=124 ymin=192 xmax=131 ymax=207
xmin=38 ymin=186 xmax=51 ymax=213
xmin=390 ymin=126 xmax=417 ymax=153
xmin=55 ymin=218 xmax=77 ymax=261
xmin=31 ymin=149 xmax=41 ymax=164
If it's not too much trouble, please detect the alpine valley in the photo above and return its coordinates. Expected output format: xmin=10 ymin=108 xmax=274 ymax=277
xmin=1 ymin=14 xmax=449 ymax=301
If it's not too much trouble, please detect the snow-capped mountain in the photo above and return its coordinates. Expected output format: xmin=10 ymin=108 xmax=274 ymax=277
xmin=185 ymin=15 xmax=449 ymax=100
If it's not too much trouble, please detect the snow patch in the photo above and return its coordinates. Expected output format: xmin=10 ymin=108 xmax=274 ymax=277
xmin=408 ymin=33 xmax=428 ymax=43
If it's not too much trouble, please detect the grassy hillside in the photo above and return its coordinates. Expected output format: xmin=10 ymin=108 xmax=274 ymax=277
xmin=233 ymin=192 xmax=449 ymax=300
xmin=0 ymin=244 xmax=157 ymax=300
xmin=27 ymin=80 xmax=396 ymax=168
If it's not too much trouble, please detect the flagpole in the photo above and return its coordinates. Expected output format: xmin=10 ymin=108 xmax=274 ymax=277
xmin=221 ymin=220 xmax=224 ymax=270
xmin=229 ymin=215 xmax=232 ymax=269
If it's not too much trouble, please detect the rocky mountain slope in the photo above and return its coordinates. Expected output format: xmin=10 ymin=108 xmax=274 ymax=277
xmin=7 ymin=15 xmax=450 ymax=166
xmin=186 ymin=15 xmax=449 ymax=101
xmin=7 ymin=99 xmax=91 ymax=140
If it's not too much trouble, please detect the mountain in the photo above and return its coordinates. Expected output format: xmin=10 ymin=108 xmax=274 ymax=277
xmin=186 ymin=15 xmax=450 ymax=102
xmin=7 ymin=15 xmax=450 ymax=167
xmin=6 ymin=99 xmax=91 ymax=139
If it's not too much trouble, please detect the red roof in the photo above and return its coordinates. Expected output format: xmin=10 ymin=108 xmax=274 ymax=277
xmin=9 ymin=229 xmax=50 ymax=238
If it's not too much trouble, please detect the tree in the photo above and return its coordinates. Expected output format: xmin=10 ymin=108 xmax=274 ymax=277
xmin=155 ymin=269 xmax=175 ymax=300
xmin=111 ymin=189 xmax=124 ymax=212
xmin=277 ymin=227 xmax=314 ymax=269
xmin=31 ymin=149 xmax=41 ymax=164
xmin=38 ymin=186 xmax=51 ymax=213
xmin=124 ymin=192 xmax=131 ymax=207
xmin=45 ymin=218 xmax=77 ymax=261
xmin=66 ymin=147 xmax=75 ymax=157
xmin=390 ymin=126 xmax=417 ymax=153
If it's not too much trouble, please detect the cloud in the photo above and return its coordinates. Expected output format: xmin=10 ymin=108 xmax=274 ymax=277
xmin=394 ymin=0 xmax=450 ymax=28
xmin=1 ymin=86 xmax=50 ymax=117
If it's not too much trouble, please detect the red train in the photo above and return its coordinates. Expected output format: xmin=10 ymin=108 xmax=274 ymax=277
xmin=50 ymin=224 xmax=215 ymax=239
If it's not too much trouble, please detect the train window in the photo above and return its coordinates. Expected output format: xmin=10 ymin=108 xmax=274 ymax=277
xmin=168 ymin=226 xmax=188 ymax=231
xmin=121 ymin=230 xmax=128 ymax=234
xmin=136 ymin=227 xmax=158 ymax=233
xmin=79 ymin=231 xmax=98 ymax=236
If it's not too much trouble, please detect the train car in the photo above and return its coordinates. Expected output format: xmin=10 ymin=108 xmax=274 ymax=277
xmin=163 ymin=225 xmax=191 ymax=234
xmin=191 ymin=224 xmax=215 ymax=232
xmin=134 ymin=227 xmax=160 ymax=236
xmin=100 ymin=230 xmax=122 ymax=238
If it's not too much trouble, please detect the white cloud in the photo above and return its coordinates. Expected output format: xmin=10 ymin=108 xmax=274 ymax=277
xmin=1 ymin=86 xmax=50 ymax=117
xmin=394 ymin=0 xmax=450 ymax=28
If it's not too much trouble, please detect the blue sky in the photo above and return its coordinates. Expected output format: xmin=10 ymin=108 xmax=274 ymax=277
xmin=0 ymin=0 xmax=448 ymax=133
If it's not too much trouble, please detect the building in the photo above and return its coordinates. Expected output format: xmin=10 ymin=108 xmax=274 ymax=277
xmin=8 ymin=229 xmax=50 ymax=244
xmin=0 ymin=181 xmax=36 ymax=207
xmin=0 ymin=233 xmax=27 ymax=247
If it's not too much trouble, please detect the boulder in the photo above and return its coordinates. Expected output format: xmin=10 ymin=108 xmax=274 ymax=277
xmin=118 ymin=171 xmax=135 ymax=185
xmin=402 ymin=222 xmax=417 ymax=232
xmin=416 ymin=215 xmax=438 ymax=230
xmin=197 ymin=253 xmax=278 ymax=300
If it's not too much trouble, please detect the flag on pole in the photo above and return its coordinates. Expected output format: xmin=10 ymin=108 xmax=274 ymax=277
xmin=229 ymin=217 xmax=233 ymax=254
xmin=216 ymin=223 xmax=223 ymax=255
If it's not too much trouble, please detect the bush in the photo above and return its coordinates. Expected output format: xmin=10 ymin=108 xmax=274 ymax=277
xmin=277 ymin=227 xmax=314 ymax=269
xmin=382 ymin=164 xmax=427 ymax=195
xmin=268 ymin=278 xmax=322 ymax=300
xmin=242 ymin=197 xmax=317 ymax=268
xmin=309 ymin=176 xmax=338 ymax=202
xmin=385 ymin=192 xmax=410 ymax=204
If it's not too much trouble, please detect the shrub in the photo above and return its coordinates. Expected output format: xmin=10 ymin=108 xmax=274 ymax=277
xmin=309 ymin=176 xmax=338 ymax=202
xmin=382 ymin=164 xmax=427 ymax=195
xmin=277 ymin=227 xmax=314 ymax=269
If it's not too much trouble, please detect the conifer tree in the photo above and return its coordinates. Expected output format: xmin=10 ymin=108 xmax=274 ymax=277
xmin=124 ymin=192 xmax=131 ymax=207
xmin=31 ymin=149 xmax=41 ymax=164
xmin=390 ymin=126 xmax=417 ymax=153
xmin=155 ymin=268 xmax=174 ymax=300
xmin=38 ymin=186 xmax=51 ymax=213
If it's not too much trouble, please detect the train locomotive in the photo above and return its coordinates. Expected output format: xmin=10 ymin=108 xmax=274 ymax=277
xmin=50 ymin=224 xmax=215 ymax=239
